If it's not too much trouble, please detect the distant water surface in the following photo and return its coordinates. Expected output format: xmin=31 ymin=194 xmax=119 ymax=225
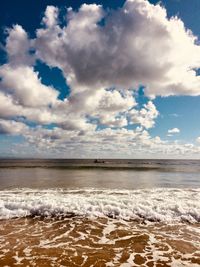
xmin=0 ymin=159 xmax=200 ymax=189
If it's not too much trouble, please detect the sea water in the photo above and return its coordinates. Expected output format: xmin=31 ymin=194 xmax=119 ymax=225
xmin=0 ymin=159 xmax=200 ymax=266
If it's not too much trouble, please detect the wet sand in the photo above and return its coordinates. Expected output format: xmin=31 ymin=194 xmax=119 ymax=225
xmin=0 ymin=217 xmax=200 ymax=267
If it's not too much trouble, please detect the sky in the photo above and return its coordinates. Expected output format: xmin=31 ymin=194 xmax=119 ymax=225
xmin=0 ymin=0 xmax=200 ymax=158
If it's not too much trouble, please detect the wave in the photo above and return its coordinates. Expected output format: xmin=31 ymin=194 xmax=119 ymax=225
xmin=0 ymin=188 xmax=200 ymax=223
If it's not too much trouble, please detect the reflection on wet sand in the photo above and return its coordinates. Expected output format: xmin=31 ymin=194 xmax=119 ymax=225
xmin=0 ymin=217 xmax=200 ymax=266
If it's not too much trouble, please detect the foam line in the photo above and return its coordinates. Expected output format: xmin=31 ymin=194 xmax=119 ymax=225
xmin=0 ymin=188 xmax=200 ymax=223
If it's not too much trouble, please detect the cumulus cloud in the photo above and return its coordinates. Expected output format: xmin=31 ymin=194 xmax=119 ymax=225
xmin=35 ymin=0 xmax=200 ymax=97
xmin=42 ymin=6 xmax=59 ymax=28
xmin=0 ymin=119 xmax=28 ymax=135
xmin=0 ymin=65 xmax=59 ymax=107
xmin=88 ymin=89 xmax=136 ymax=127
xmin=128 ymin=101 xmax=159 ymax=129
xmin=14 ymin=125 xmax=200 ymax=159
xmin=5 ymin=24 xmax=34 ymax=66
xmin=1 ymin=0 xmax=200 ymax=157
xmin=0 ymin=91 xmax=60 ymax=124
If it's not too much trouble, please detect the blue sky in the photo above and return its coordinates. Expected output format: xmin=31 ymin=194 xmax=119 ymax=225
xmin=0 ymin=0 xmax=200 ymax=158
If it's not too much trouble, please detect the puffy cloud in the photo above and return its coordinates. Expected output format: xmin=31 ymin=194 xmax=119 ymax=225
xmin=0 ymin=65 xmax=59 ymax=107
xmin=0 ymin=92 xmax=23 ymax=118
xmin=128 ymin=101 xmax=159 ymax=129
xmin=59 ymin=116 xmax=96 ymax=131
xmin=97 ymin=115 xmax=128 ymax=128
xmin=0 ymin=119 xmax=28 ymax=135
xmin=35 ymin=0 xmax=200 ymax=97
xmin=16 ymin=125 xmax=200 ymax=159
xmin=88 ymin=89 xmax=136 ymax=127
xmin=168 ymin=128 xmax=180 ymax=134
xmin=42 ymin=6 xmax=59 ymax=28
xmin=97 ymin=90 xmax=136 ymax=113
xmin=0 ymin=91 xmax=61 ymax=124
xmin=5 ymin=24 xmax=34 ymax=66
xmin=1 ymin=0 xmax=200 ymax=158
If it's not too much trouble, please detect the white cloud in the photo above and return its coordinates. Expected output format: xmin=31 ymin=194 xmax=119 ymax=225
xmin=0 ymin=91 xmax=61 ymax=124
xmin=168 ymin=128 xmax=180 ymax=134
xmin=6 ymin=24 xmax=34 ymax=66
xmin=0 ymin=65 xmax=59 ymax=107
xmin=88 ymin=89 xmax=136 ymax=127
xmin=42 ymin=6 xmax=59 ymax=28
xmin=1 ymin=0 xmax=200 ymax=158
xmin=169 ymin=113 xmax=179 ymax=118
xmin=35 ymin=0 xmax=200 ymax=97
xmin=15 ymin=125 xmax=200 ymax=159
xmin=128 ymin=101 xmax=159 ymax=129
xmin=0 ymin=119 xmax=28 ymax=135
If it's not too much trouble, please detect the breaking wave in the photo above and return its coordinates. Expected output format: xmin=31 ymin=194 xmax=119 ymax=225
xmin=0 ymin=188 xmax=200 ymax=223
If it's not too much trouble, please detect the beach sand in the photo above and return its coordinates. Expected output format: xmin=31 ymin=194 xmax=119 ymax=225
xmin=0 ymin=217 xmax=200 ymax=267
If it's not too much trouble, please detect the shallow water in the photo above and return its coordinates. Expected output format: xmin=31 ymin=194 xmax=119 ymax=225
xmin=0 ymin=159 xmax=200 ymax=266
xmin=0 ymin=217 xmax=200 ymax=266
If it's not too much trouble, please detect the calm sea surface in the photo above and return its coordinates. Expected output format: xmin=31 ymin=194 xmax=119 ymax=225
xmin=0 ymin=159 xmax=200 ymax=189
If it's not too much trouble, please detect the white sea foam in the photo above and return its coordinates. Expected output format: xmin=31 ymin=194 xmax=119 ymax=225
xmin=0 ymin=188 xmax=200 ymax=223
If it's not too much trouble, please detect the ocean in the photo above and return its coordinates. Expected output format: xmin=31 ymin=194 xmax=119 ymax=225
xmin=0 ymin=159 xmax=200 ymax=266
